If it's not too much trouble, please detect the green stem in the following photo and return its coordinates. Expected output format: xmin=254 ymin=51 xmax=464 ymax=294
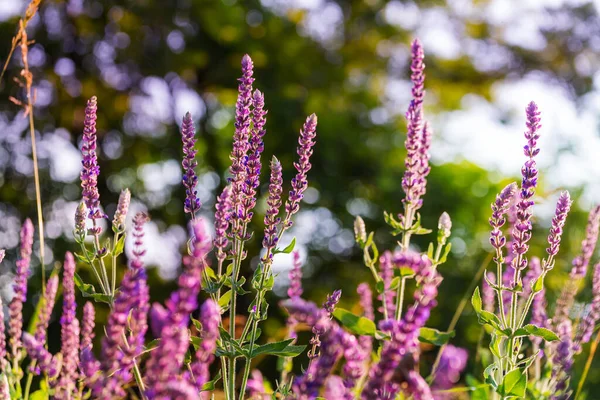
xmin=111 ymin=231 xmax=120 ymax=295
xmin=91 ymin=219 xmax=111 ymax=296
xmin=79 ymin=242 xmax=108 ymax=295
xmin=23 ymin=362 xmax=35 ymax=400
xmin=395 ymin=277 xmax=407 ymax=321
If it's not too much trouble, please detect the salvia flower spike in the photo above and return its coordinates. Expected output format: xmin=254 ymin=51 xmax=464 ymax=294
xmin=80 ymin=96 xmax=101 ymax=219
xmin=181 ymin=112 xmax=201 ymax=217
xmin=58 ymin=252 xmax=80 ymax=397
xmin=112 ymin=188 xmax=131 ymax=232
xmin=8 ymin=218 xmax=33 ymax=368
xmin=510 ymin=101 xmax=541 ymax=270
xmin=262 ymin=156 xmax=283 ymax=255
xmin=284 ymin=114 xmax=318 ymax=227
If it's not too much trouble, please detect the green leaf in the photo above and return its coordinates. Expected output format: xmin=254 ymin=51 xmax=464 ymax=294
xmin=427 ymin=242 xmax=434 ymax=259
xmin=29 ymin=390 xmax=48 ymax=400
xmin=498 ymin=368 xmax=527 ymax=398
xmin=439 ymin=242 xmax=452 ymax=264
xmin=218 ymin=290 xmax=232 ymax=309
xmin=489 ymin=334 xmax=502 ymax=358
xmin=249 ymin=338 xmax=295 ymax=357
xmin=74 ymin=273 xmax=113 ymax=304
xmin=471 ymin=287 xmax=503 ymax=330
xmin=204 ymin=266 xmax=217 ymax=279
xmin=418 ymin=327 xmax=455 ymax=346
xmin=513 ymin=324 xmax=559 ymax=342
xmin=191 ymin=318 xmax=202 ymax=332
xmin=532 ymin=274 xmax=545 ymax=293
xmin=274 ymin=237 xmax=296 ymax=254
xmin=483 ymin=363 xmax=498 ymax=389
xmin=394 ymin=267 xmax=415 ymax=278
xmin=201 ymin=371 xmax=222 ymax=392
xmin=375 ymin=281 xmax=385 ymax=294
xmin=389 ymin=276 xmax=401 ymax=291
xmin=332 ymin=308 xmax=377 ymax=336
xmin=472 ymin=287 xmax=483 ymax=313
xmin=113 ymin=235 xmax=125 ymax=257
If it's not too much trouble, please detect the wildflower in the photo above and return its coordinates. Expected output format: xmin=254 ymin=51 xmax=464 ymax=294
xmin=288 ymin=251 xmax=303 ymax=299
xmin=241 ymin=89 xmax=268 ymax=223
xmin=80 ymin=96 xmax=102 ymax=218
xmin=357 ymin=282 xmax=374 ymax=361
xmin=262 ymin=157 xmax=283 ymax=254
xmin=438 ymin=211 xmax=452 ymax=241
xmin=573 ymin=263 xmax=600 ymax=353
xmin=431 ymin=345 xmax=468 ymax=398
xmin=181 ymin=113 xmax=201 ymax=217
xmin=246 ymin=370 xmax=266 ymax=398
xmin=295 ymin=324 xmax=344 ymax=398
xmin=34 ymin=275 xmax=58 ymax=349
xmin=112 ymin=188 xmax=131 ymax=232
xmin=187 ymin=299 xmax=220 ymax=390
xmin=554 ymin=205 xmax=600 ymax=324
xmin=74 ymin=202 xmax=87 ymax=238
xmin=570 ymin=205 xmax=600 ymax=279
xmin=341 ymin=332 xmax=367 ymax=396
xmin=489 ymin=182 xmax=518 ymax=252
xmin=364 ymin=252 xmax=438 ymax=399
xmin=81 ymin=301 xmax=95 ymax=352
xmin=378 ymin=251 xmax=396 ymax=318
xmin=324 ymin=375 xmax=347 ymax=399
xmin=551 ymin=320 xmax=573 ymax=399
xmin=229 ymin=54 xmax=254 ymax=233
xmin=402 ymin=39 xmax=429 ymax=210
xmin=9 ymin=218 xmax=33 ymax=368
xmin=482 ymin=272 xmax=496 ymax=313
xmin=214 ymin=185 xmax=233 ymax=263
xmin=545 ymin=191 xmax=571 ymax=263
xmin=0 ymin=297 xmax=7 ymax=372
xmin=284 ymin=114 xmax=318 ymax=226
xmin=510 ymin=102 xmax=541 ymax=270
xmin=101 ymin=213 xmax=150 ymax=396
xmin=57 ymin=252 xmax=80 ymax=398
xmin=145 ymin=219 xmax=210 ymax=397
xmin=354 ymin=216 xmax=367 ymax=246
xmin=22 ymin=333 xmax=61 ymax=379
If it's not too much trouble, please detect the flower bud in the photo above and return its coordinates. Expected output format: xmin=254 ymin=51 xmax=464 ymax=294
xmin=112 ymin=188 xmax=131 ymax=232
xmin=354 ymin=216 xmax=367 ymax=246
xmin=74 ymin=202 xmax=87 ymax=238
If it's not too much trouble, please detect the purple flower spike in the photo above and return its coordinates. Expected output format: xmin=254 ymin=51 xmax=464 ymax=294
xmin=529 ymin=258 xmax=548 ymax=346
xmin=246 ymin=370 xmax=265 ymax=398
xmin=188 ymin=299 xmax=220 ymax=390
xmin=551 ymin=320 xmax=573 ymax=399
xmin=0 ymin=297 xmax=7 ymax=372
xmin=214 ymin=185 xmax=233 ymax=263
xmin=574 ymin=263 xmax=600 ymax=353
xmin=510 ymin=102 xmax=542 ymax=270
xmin=296 ymin=324 xmax=344 ymax=398
xmin=323 ymin=289 xmax=342 ymax=315
xmin=81 ymin=301 xmax=95 ymax=353
xmin=546 ymin=191 xmax=571 ymax=261
xmin=80 ymin=96 xmax=101 ymax=217
xmin=357 ymin=282 xmax=374 ymax=360
xmin=378 ymin=251 xmax=397 ymax=317
xmin=489 ymin=182 xmax=518 ymax=253
xmin=262 ymin=156 xmax=283 ymax=254
xmin=145 ymin=220 xmax=208 ymax=398
xmin=112 ymin=188 xmax=131 ymax=231
xmin=229 ymin=54 xmax=254 ymax=233
xmin=22 ymin=333 xmax=60 ymax=378
xmin=570 ymin=205 xmax=600 ymax=279
xmin=482 ymin=272 xmax=496 ymax=313
xmin=8 ymin=218 xmax=33 ymax=367
xmin=102 ymin=214 xmax=149 ymax=395
xmin=401 ymin=39 xmax=429 ymax=210
xmin=284 ymin=114 xmax=318 ymax=227
xmin=432 ymin=345 xmax=468 ymax=398
xmin=325 ymin=375 xmax=348 ymax=400
xmin=58 ymin=252 xmax=80 ymax=398
xmin=342 ymin=332 xmax=367 ymax=396
xmin=288 ymin=251 xmax=303 ymax=299
xmin=364 ymin=251 xmax=438 ymax=399
xmin=181 ymin=112 xmax=201 ymax=217
xmin=241 ymin=89 xmax=268 ymax=223
xmin=34 ymin=275 xmax=58 ymax=347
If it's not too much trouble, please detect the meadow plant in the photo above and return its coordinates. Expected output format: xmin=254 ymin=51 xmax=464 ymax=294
xmin=2 ymin=6 xmax=600 ymax=398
